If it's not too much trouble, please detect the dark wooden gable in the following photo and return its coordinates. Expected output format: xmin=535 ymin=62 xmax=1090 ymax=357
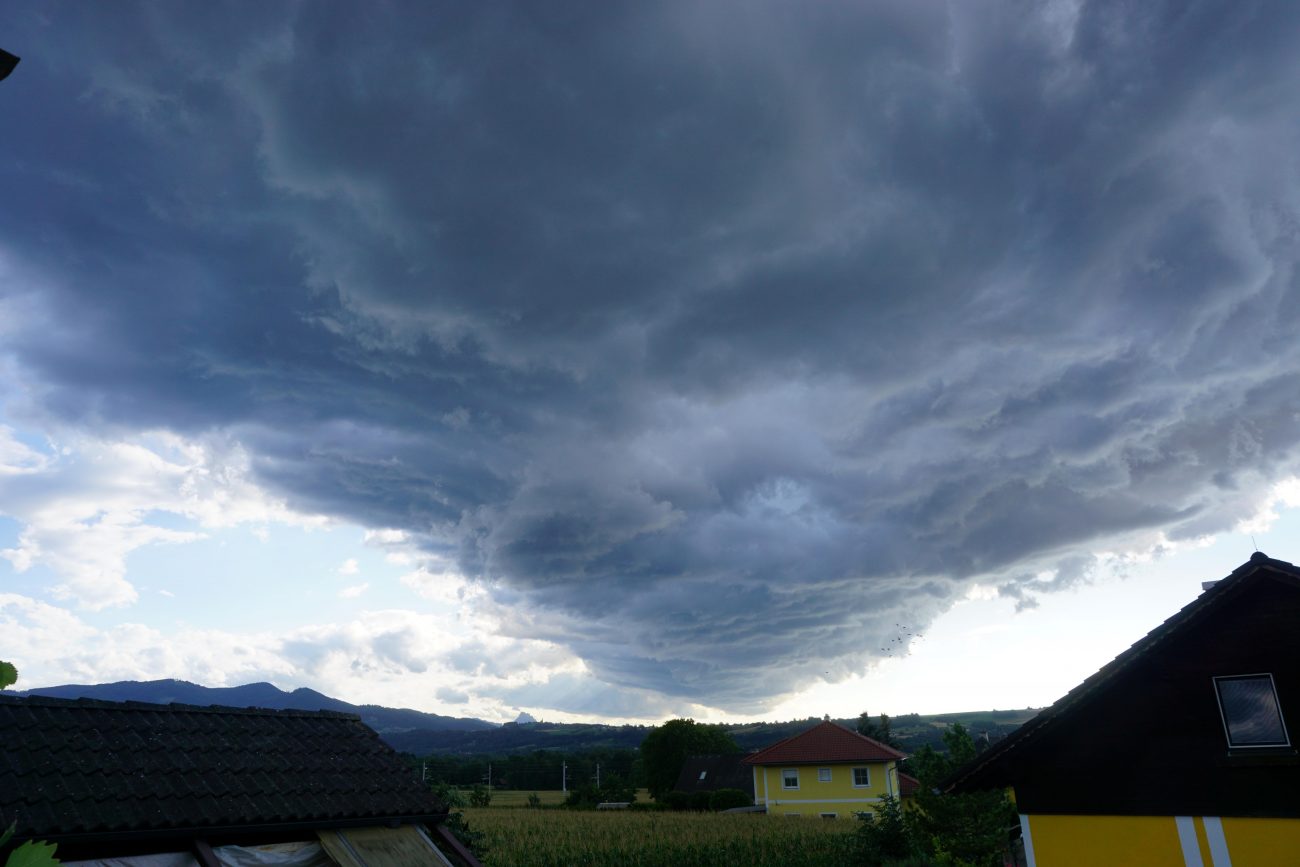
xmin=948 ymin=554 xmax=1300 ymax=818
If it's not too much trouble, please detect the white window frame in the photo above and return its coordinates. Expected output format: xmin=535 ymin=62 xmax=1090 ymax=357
xmin=1213 ymin=673 xmax=1291 ymax=749
xmin=781 ymin=768 xmax=800 ymax=789
xmin=817 ymin=767 xmax=832 ymax=783
xmin=852 ymin=766 xmax=870 ymax=788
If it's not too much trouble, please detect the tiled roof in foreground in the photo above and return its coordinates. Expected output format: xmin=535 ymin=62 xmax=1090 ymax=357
xmin=0 ymin=695 xmax=446 ymax=842
xmin=742 ymin=719 xmax=906 ymax=765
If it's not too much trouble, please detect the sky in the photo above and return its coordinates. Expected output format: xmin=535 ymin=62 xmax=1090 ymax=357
xmin=2 ymin=1 xmax=1300 ymax=726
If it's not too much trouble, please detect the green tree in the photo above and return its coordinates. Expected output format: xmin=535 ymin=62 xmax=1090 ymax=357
xmin=856 ymin=710 xmax=902 ymax=749
xmin=854 ymin=792 xmax=914 ymax=865
xmin=903 ymin=723 xmax=1016 ymax=867
xmin=639 ymin=719 xmax=739 ymax=800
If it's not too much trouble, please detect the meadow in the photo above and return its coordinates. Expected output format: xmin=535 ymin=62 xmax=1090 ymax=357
xmin=463 ymin=807 xmax=859 ymax=867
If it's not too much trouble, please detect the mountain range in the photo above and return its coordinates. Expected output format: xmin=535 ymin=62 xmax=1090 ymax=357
xmin=11 ymin=678 xmax=1039 ymax=756
xmin=15 ymin=678 xmax=497 ymax=737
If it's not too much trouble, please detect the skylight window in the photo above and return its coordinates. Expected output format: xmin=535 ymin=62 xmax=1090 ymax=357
xmin=1214 ymin=674 xmax=1290 ymax=748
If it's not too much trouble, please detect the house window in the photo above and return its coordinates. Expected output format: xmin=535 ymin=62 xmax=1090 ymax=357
xmin=698 ymin=771 xmax=707 ymax=781
xmin=817 ymin=767 xmax=832 ymax=782
xmin=1215 ymin=674 xmax=1290 ymax=748
xmin=852 ymin=767 xmax=870 ymax=787
xmin=782 ymin=768 xmax=799 ymax=789
xmin=820 ymin=812 xmax=838 ymax=819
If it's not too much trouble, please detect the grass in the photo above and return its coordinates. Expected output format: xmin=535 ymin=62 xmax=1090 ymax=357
xmin=463 ymin=807 xmax=858 ymax=867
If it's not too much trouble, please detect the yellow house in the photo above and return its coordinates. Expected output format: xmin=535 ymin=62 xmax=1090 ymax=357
xmin=948 ymin=552 xmax=1300 ymax=866
xmin=742 ymin=718 xmax=910 ymax=818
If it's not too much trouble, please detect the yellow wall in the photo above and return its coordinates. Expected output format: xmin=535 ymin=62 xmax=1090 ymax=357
xmin=1027 ymin=815 xmax=1185 ymax=866
xmin=1024 ymin=814 xmax=1300 ymax=866
xmin=753 ymin=761 xmax=896 ymax=817
xmin=1220 ymin=817 xmax=1300 ymax=867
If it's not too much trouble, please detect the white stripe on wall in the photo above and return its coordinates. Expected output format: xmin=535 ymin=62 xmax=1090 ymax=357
xmin=1175 ymin=816 xmax=1204 ymax=867
xmin=1019 ymin=815 xmax=1036 ymax=867
xmin=1203 ymin=817 xmax=1232 ymax=867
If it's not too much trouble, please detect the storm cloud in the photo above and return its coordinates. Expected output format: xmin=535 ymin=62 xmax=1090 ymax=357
xmin=3 ymin=1 xmax=1300 ymax=710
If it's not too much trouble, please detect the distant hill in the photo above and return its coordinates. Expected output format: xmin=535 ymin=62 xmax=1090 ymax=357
xmin=13 ymin=678 xmax=1038 ymax=757
xmin=388 ymin=709 xmax=1041 ymax=756
xmin=15 ymin=679 xmax=497 ymax=735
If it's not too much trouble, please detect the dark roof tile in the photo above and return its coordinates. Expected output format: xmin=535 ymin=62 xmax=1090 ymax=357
xmin=0 ymin=696 xmax=446 ymax=842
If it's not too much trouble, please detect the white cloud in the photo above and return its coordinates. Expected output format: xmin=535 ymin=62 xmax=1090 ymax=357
xmin=337 ymin=557 xmax=359 ymax=576
xmin=0 ymin=427 xmax=329 ymax=610
xmin=338 ymin=582 xmax=369 ymax=599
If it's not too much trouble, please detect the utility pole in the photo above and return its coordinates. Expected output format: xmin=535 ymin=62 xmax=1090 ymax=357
xmin=487 ymin=762 xmax=492 ymax=793
xmin=596 ymin=762 xmax=601 ymax=789
xmin=562 ymin=760 xmax=568 ymax=793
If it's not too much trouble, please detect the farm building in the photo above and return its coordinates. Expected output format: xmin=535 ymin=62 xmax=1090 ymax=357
xmin=947 ymin=552 xmax=1300 ymax=866
xmin=0 ymin=695 xmax=481 ymax=867
xmin=672 ymin=754 xmax=752 ymax=796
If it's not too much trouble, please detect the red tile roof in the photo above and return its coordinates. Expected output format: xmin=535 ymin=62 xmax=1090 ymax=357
xmin=898 ymin=772 xmax=921 ymax=797
xmin=742 ymin=719 xmax=906 ymax=765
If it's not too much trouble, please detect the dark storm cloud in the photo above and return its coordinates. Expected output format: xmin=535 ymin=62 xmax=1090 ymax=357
xmin=4 ymin=1 xmax=1300 ymax=708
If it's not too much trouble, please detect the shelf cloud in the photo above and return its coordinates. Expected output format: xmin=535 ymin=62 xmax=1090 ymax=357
xmin=3 ymin=1 xmax=1300 ymax=710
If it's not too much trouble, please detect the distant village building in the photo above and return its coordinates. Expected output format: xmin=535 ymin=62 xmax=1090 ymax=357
xmin=672 ymin=754 xmax=752 ymax=795
xmin=742 ymin=718 xmax=917 ymax=818
xmin=0 ymin=697 xmax=481 ymax=866
xmin=948 ymin=552 xmax=1300 ymax=866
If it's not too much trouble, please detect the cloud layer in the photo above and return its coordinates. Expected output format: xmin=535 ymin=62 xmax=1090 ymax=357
xmin=3 ymin=1 xmax=1300 ymax=710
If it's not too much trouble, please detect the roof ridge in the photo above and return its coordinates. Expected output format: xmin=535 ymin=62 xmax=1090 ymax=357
xmin=744 ymin=718 xmax=906 ymax=764
xmin=943 ymin=554 xmax=1300 ymax=792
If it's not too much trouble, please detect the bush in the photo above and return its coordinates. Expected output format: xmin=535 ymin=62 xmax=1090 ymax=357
xmin=690 ymin=791 xmax=713 ymax=812
xmin=709 ymin=788 xmax=753 ymax=811
xmin=660 ymin=790 xmax=693 ymax=811
xmin=628 ymin=800 xmax=666 ymax=811
xmin=526 ymin=792 xmax=541 ymax=809
xmin=428 ymin=782 xmax=486 ymax=860
xmin=468 ymin=784 xmax=491 ymax=808
xmin=565 ymin=774 xmax=639 ymax=809
xmin=855 ymin=793 xmax=913 ymax=865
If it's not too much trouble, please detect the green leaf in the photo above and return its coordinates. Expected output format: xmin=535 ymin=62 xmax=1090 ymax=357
xmin=0 ymin=661 xmax=17 ymax=691
xmin=5 ymin=840 xmax=60 ymax=867
xmin=0 ymin=821 xmax=14 ymax=848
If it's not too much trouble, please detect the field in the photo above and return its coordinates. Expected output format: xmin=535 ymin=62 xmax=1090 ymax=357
xmin=480 ymin=789 xmax=650 ymax=807
xmin=463 ymin=807 xmax=859 ymax=867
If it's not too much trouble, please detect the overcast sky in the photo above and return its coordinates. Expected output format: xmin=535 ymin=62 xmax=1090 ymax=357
xmin=3 ymin=1 xmax=1300 ymax=724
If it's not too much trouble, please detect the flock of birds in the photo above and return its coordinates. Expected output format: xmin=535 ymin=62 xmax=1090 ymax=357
xmin=878 ymin=623 xmax=924 ymax=657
